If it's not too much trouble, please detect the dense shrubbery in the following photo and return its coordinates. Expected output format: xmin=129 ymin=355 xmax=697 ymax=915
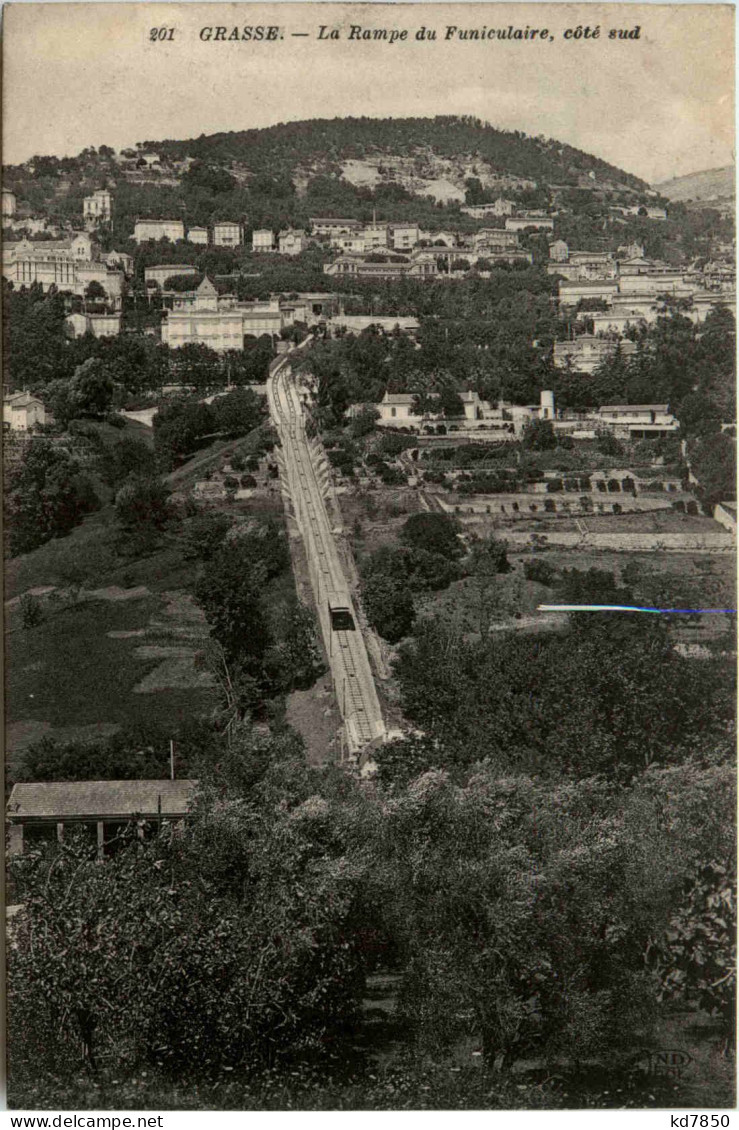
xmin=5 ymin=439 xmax=99 ymax=557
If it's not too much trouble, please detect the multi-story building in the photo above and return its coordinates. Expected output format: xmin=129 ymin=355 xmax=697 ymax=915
xmin=361 ymin=223 xmax=389 ymax=250
xmin=278 ymin=228 xmax=309 ymax=256
xmin=252 ymin=229 xmax=275 ymax=253
xmin=323 ymin=256 xmax=437 ymax=280
xmin=461 ymin=198 xmax=515 ymax=218
xmin=133 ymin=218 xmax=185 ymax=243
xmin=144 ymin=263 xmax=198 ymax=289
xmin=389 ymin=223 xmax=421 ymax=251
xmin=187 ymin=227 xmax=209 ymax=245
xmin=472 ymin=228 xmax=521 ymax=250
xmin=553 ymin=335 xmax=636 ymax=374
xmin=2 ymin=235 xmax=124 ymax=305
xmin=330 ymin=232 xmax=366 ymax=253
xmin=161 ymin=276 xmax=286 ymax=351
xmin=548 ymin=249 xmax=617 ymax=281
xmin=2 ymin=189 xmax=17 ymax=218
xmin=558 ymin=278 xmax=620 ymax=305
xmin=213 ymin=221 xmax=242 ymax=247
xmin=66 ymin=311 xmax=122 ymax=338
xmin=83 ymin=190 xmax=112 ymax=224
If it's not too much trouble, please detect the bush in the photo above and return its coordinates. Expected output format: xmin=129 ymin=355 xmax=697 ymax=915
xmin=524 ymin=558 xmax=557 ymax=586
xmin=362 ymin=570 xmax=415 ymax=643
xmin=240 ymin=474 xmax=257 ymax=489
xmin=380 ymin=465 xmax=406 ymax=486
xmin=114 ymin=475 xmax=172 ymax=539
xmin=401 ymin=512 xmax=463 ymax=560
xmin=182 ymin=512 xmax=233 ymax=561
xmin=596 ymin=429 xmax=624 ymax=457
xmin=20 ymin=593 xmax=44 ymax=629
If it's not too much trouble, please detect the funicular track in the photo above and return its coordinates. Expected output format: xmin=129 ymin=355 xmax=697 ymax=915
xmin=268 ymin=350 xmax=385 ymax=756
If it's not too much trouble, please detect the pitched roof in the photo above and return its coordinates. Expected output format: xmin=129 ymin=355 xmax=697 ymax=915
xmin=7 ymin=780 xmax=198 ymax=820
xmin=197 ymin=275 xmax=218 ymax=295
xmin=382 ymin=392 xmax=415 ymax=404
xmin=4 ymin=391 xmax=43 ymax=407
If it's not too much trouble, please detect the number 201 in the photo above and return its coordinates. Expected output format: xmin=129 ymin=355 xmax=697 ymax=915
xmin=150 ymin=27 xmax=175 ymax=41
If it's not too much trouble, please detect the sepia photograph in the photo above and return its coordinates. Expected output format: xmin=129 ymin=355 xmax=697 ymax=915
xmin=2 ymin=1 xmax=736 ymax=1115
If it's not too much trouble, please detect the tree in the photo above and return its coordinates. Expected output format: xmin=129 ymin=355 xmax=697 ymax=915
xmin=362 ymin=570 xmax=416 ymax=644
xmin=210 ymin=387 xmax=266 ymax=436
xmin=99 ymin=435 xmax=158 ymax=488
xmin=466 ymin=535 xmax=511 ymax=636
xmin=5 ymin=440 xmax=99 ymax=556
xmin=84 ymin=280 xmax=107 ymax=302
xmin=8 ymin=753 xmax=372 ymax=1086
xmin=384 ymin=770 xmax=657 ymax=1072
xmin=265 ymin=601 xmax=326 ymax=691
xmin=522 ymin=418 xmax=556 ymax=451
xmin=153 ymin=398 xmax=214 ymax=466
xmin=401 ymin=512 xmax=463 ymax=561
xmin=114 ymin=475 xmax=172 ymax=550
xmin=651 ymin=860 xmax=736 ymax=1045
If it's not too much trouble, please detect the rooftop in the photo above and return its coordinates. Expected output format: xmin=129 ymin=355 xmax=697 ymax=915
xmin=599 ymin=404 xmax=670 ymax=413
xmin=7 ymin=780 xmax=198 ymax=820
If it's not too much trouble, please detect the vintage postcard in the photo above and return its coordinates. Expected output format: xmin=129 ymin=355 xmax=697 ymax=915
xmin=2 ymin=1 xmax=736 ymax=1118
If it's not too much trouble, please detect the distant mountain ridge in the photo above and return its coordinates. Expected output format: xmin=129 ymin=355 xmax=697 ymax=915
xmin=654 ymin=166 xmax=735 ymax=203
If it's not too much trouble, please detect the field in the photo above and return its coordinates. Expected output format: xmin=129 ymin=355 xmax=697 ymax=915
xmin=4 ymin=514 xmax=219 ymax=778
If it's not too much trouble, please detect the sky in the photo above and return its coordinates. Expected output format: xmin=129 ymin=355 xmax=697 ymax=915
xmin=2 ymin=2 xmax=735 ymax=184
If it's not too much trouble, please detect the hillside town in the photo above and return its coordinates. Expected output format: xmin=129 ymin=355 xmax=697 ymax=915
xmin=4 ymin=111 xmax=736 ymax=1114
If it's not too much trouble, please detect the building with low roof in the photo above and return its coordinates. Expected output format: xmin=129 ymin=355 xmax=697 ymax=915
xmin=3 ymin=391 xmax=50 ymax=431
xmin=104 ymin=249 xmax=134 ymax=275
xmin=378 ymin=392 xmax=433 ymax=426
xmin=310 ymin=217 xmax=362 ymax=237
xmin=66 ymin=312 xmax=122 ymax=339
xmin=324 ymin=255 xmax=436 ymax=280
xmin=326 ymin=314 xmax=419 ymax=335
xmin=145 ymin=263 xmax=199 ymax=288
xmin=506 ymin=214 xmax=555 ymax=232
xmin=187 ymin=227 xmax=209 ymax=245
xmin=596 ymin=404 xmax=677 ymax=437
xmin=6 ymin=779 xmax=198 ymax=857
xmin=558 ymin=278 xmax=620 ymax=305
xmin=133 ymin=218 xmax=185 ymax=243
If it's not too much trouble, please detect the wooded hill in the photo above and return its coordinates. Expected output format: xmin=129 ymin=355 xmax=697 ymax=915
xmin=147 ymin=115 xmax=649 ymax=193
xmin=4 ymin=116 xmax=655 ymax=234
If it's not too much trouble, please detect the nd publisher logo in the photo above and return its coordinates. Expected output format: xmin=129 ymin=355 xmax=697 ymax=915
xmin=633 ymin=1049 xmax=694 ymax=1078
